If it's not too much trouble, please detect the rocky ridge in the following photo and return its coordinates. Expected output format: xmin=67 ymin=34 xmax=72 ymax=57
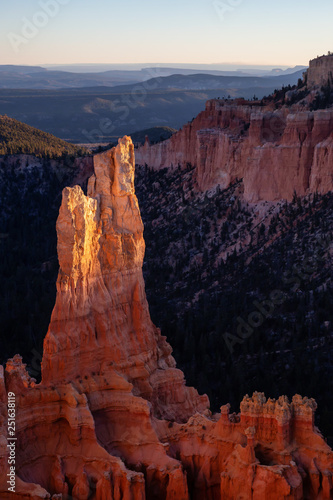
xmin=0 ymin=137 xmax=332 ymax=499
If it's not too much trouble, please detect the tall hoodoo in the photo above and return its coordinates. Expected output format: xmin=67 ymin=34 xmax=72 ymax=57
xmin=42 ymin=136 xmax=208 ymax=421
xmin=0 ymin=137 xmax=332 ymax=499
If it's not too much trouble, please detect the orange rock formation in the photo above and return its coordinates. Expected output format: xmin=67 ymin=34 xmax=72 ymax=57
xmin=135 ymin=100 xmax=333 ymax=202
xmin=0 ymin=137 xmax=332 ymax=499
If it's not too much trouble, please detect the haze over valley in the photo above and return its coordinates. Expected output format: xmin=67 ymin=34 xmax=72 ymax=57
xmin=0 ymin=64 xmax=305 ymax=143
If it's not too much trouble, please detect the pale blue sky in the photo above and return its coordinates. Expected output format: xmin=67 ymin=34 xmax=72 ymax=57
xmin=1 ymin=0 xmax=332 ymax=67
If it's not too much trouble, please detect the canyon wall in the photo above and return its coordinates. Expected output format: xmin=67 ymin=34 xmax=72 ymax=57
xmin=136 ymin=100 xmax=333 ymax=202
xmin=0 ymin=138 xmax=332 ymax=499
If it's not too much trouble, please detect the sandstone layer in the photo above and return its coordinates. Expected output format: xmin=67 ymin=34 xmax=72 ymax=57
xmin=135 ymin=99 xmax=333 ymax=202
xmin=0 ymin=137 xmax=332 ymax=499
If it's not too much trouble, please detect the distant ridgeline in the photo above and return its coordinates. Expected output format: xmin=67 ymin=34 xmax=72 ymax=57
xmin=0 ymin=115 xmax=87 ymax=157
xmin=307 ymin=53 xmax=333 ymax=88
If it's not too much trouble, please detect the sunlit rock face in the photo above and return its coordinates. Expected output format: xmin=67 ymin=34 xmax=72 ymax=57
xmin=41 ymin=136 xmax=208 ymax=422
xmin=136 ymin=100 xmax=333 ymax=202
xmin=0 ymin=137 xmax=332 ymax=499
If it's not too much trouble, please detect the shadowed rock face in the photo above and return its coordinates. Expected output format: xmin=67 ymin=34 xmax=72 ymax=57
xmin=0 ymin=137 xmax=332 ymax=499
xmin=135 ymin=100 xmax=333 ymax=202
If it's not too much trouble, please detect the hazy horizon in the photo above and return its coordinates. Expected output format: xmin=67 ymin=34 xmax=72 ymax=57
xmin=23 ymin=62 xmax=302 ymax=74
xmin=0 ymin=62 xmax=297 ymax=69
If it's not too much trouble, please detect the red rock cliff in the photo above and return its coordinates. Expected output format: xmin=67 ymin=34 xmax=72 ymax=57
xmin=136 ymin=100 xmax=333 ymax=202
xmin=0 ymin=137 xmax=332 ymax=499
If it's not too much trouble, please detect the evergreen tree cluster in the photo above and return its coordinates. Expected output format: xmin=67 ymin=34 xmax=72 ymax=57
xmin=0 ymin=115 xmax=88 ymax=157
xmin=135 ymin=166 xmax=333 ymax=445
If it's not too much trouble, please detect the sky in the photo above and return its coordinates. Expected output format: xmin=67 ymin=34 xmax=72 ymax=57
xmin=1 ymin=0 xmax=333 ymax=68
